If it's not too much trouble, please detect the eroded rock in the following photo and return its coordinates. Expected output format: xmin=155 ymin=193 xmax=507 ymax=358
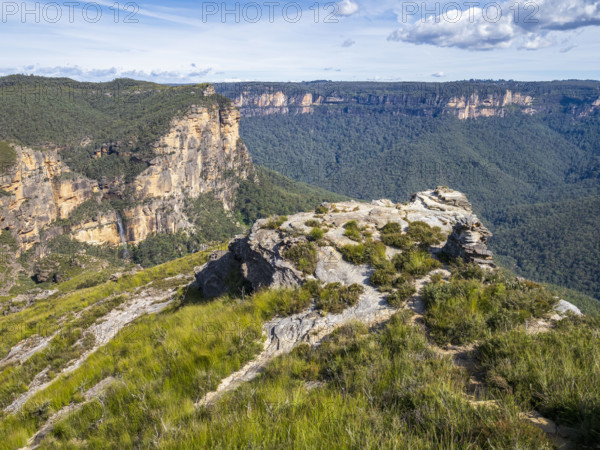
xmin=442 ymin=216 xmax=495 ymax=267
xmin=195 ymin=188 xmax=495 ymax=295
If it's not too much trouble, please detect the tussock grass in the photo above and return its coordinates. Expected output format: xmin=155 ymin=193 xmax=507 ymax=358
xmin=423 ymin=272 xmax=557 ymax=345
xmin=0 ymin=284 xmax=312 ymax=448
xmin=478 ymin=315 xmax=600 ymax=445
xmin=157 ymin=313 xmax=550 ymax=448
xmin=0 ymin=248 xmax=221 ymax=360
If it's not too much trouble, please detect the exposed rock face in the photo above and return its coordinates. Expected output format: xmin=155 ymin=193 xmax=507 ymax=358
xmin=70 ymin=211 xmax=122 ymax=246
xmin=0 ymin=146 xmax=100 ymax=253
xmin=442 ymin=217 xmax=495 ymax=267
xmin=554 ymin=299 xmax=582 ymax=316
xmin=215 ymin=84 xmax=540 ymax=120
xmin=195 ymin=188 xmax=494 ymax=297
xmin=0 ymin=91 xmax=254 ymax=254
xmin=125 ymin=104 xmax=253 ymax=243
xmin=446 ymin=90 xmax=534 ymax=119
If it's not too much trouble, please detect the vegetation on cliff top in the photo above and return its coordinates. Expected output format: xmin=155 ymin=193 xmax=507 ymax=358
xmin=0 ymin=75 xmax=229 ymax=182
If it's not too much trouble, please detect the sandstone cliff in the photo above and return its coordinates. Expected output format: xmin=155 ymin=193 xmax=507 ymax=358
xmin=0 ymin=92 xmax=254 ymax=258
xmin=215 ymin=82 xmax=600 ymax=120
xmin=227 ymin=87 xmax=535 ymax=119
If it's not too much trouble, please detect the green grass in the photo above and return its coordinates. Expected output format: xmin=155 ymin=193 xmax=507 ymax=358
xmin=0 ymin=284 xmax=337 ymax=448
xmin=154 ymin=313 xmax=550 ymax=448
xmin=0 ymin=253 xmax=591 ymax=448
xmin=423 ymin=271 xmax=558 ymax=345
xmin=0 ymin=246 xmax=224 ymax=360
xmin=387 ymin=281 xmax=417 ymax=307
xmin=283 ymin=242 xmax=318 ymax=275
xmin=478 ymin=315 xmax=600 ymax=445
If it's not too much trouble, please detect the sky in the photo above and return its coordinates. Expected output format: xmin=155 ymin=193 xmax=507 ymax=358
xmin=1 ymin=0 xmax=599 ymax=82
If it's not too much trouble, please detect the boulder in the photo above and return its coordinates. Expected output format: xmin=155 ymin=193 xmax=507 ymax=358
xmin=442 ymin=217 xmax=495 ymax=267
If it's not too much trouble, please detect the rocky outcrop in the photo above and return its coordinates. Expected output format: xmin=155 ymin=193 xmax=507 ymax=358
xmin=195 ymin=231 xmax=306 ymax=298
xmin=442 ymin=217 xmax=495 ymax=267
xmin=195 ymin=188 xmax=494 ymax=297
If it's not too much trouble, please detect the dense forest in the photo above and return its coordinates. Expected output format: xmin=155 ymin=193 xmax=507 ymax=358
xmin=228 ymin=82 xmax=600 ymax=300
xmin=0 ymin=75 xmax=229 ymax=182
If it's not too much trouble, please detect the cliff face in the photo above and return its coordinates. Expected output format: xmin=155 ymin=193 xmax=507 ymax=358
xmin=125 ymin=104 xmax=252 ymax=243
xmin=215 ymin=83 xmax=600 ymax=119
xmin=0 ymin=98 xmax=254 ymax=255
xmin=0 ymin=147 xmax=98 ymax=253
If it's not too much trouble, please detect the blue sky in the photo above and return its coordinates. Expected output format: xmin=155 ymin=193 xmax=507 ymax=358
xmin=1 ymin=0 xmax=599 ymax=82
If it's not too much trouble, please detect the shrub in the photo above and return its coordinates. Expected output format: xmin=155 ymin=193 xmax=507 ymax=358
xmin=315 ymin=282 xmax=364 ymax=314
xmin=387 ymin=282 xmax=417 ymax=307
xmin=308 ymin=227 xmax=325 ymax=242
xmin=283 ymin=242 xmax=318 ymax=274
xmin=430 ymin=272 xmax=444 ymax=283
xmin=340 ymin=241 xmax=388 ymax=268
xmin=343 ymin=220 xmax=362 ymax=241
xmin=380 ymin=222 xmax=415 ymax=250
xmin=370 ymin=268 xmax=396 ymax=291
xmin=263 ymin=215 xmax=289 ymax=230
xmin=381 ymin=233 xmax=414 ymax=250
xmin=315 ymin=205 xmax=329 ymax=214
xmin=305 ymin=220 xmax=321 ymax=228
xmin=406 ymin=221 xmax=446 ymax=249
xmin=380 ymin=222 xmax=402 ymax=234
xmin=393 ymin=251 xmax=442 ymax=276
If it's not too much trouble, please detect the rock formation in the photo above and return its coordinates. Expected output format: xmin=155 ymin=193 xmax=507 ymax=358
xmin=195 ymin=188 xmax=494 ymax=297
xmin=442 ymin=217 xmax=495 ymax=268
xmin=214 ymin=84 xmax=540 ymax=119
xmin=0 ymin=93 xmax=254 ymax=256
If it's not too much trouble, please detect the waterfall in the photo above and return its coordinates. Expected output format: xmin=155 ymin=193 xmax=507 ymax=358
xmin=115 ymin=211 xmax=130 ymax=259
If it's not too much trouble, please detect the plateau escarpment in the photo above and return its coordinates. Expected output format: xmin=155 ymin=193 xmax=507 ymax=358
xmin=215 ymin=81 xmax=600 ymax=119
xmin=0 ymin=102 xmax=252 ymax=253
xmin=0 ymin=89 xmax=255 ymax=292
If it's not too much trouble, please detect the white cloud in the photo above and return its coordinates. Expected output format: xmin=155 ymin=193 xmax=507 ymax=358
xmin=388 ymin=0 xmax=600 ymax=51
xmin=336 ymin=0 xmax=359 ymax=16
xmin=432 ymin=71 xmax=446 ymax=77
xmin=0 ymin=65 xmax=212 ymax=83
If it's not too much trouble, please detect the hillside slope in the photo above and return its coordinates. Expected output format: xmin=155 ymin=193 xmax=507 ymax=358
xmin=0 ymin=76 xmax=343 ymax=294
xmin=0 ymin=189 xmax=597 ymax=448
